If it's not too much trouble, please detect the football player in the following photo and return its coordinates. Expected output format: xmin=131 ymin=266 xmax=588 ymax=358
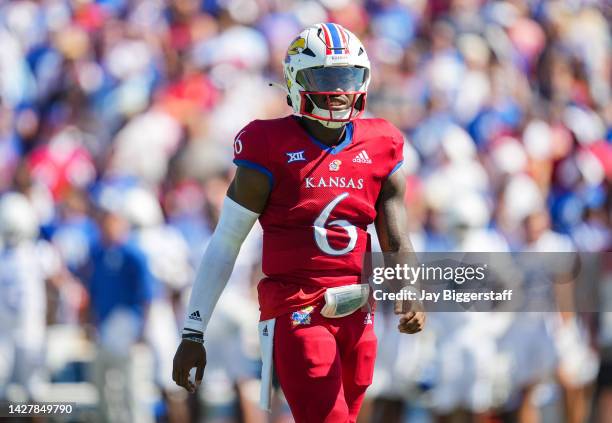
xmin=0 ymin=192 xmax=57 ymax=400
xmin=173 ymin=23 xmax=425 ymax=422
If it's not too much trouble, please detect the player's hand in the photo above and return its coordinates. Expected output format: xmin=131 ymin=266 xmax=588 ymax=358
xmin=172 ymin=339 xmax=207 ymax=393
xmin=394 ymin=299 xmax=426 ymax=334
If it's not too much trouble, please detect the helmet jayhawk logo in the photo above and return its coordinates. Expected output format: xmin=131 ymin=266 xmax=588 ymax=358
xmin=285 ymin=37 xmax=308 ymax=64
xmin=287 ymin=37 xmax=306 ymax=55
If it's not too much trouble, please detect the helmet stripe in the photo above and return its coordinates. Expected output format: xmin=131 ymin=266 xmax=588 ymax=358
xmin=336 ymin=24 xmax=350 ymax=53
xmin=320 ymin=24 xmax=332 ymax=55
xmin=325 ymin=23 xmax=343 ymax=53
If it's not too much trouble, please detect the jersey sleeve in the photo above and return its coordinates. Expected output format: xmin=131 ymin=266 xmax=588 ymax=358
xmin=386 ymin=124 xmax=405 ymax=178
xmin=232 ymin=120 xmax=274 ymax=189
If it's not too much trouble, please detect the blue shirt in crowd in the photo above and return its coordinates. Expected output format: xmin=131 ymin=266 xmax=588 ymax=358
xmin=86 ymin=241 xmax=155 ymax=327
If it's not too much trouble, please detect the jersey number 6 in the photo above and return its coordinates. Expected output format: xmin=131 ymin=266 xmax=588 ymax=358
xmin=314 ymin=192 xmax=357 ymax=255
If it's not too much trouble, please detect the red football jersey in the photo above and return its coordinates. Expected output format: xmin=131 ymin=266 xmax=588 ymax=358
xmin=233 ymin=115 xmax=404 ymax=320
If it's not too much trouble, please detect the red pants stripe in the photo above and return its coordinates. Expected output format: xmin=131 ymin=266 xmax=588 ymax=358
xmin=273 ymin=306 xmax=377 ymax=423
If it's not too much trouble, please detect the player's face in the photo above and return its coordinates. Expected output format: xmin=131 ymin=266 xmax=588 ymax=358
xmin=297 ymin=66 xmax=367 ymax=111
xmin=100 ymin=212 xmax=129 ymax=244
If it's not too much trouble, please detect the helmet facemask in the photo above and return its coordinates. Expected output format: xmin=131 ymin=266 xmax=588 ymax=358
xmin=295 ymin=66 xmax=369 ymax=128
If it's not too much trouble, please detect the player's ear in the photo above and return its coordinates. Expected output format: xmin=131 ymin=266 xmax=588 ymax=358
xmin=286 ymin=95 xmax=292 ymax=107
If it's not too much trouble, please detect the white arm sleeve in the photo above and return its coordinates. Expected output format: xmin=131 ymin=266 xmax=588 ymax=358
xmin=182 ymin=197 xmax=259 ymax=337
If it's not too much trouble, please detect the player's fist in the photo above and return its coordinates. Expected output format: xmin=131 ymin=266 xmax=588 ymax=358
xmin=394 ymin=299 xmax=426 ymax=334
xmin=172 ymin=339 xmax=207 ymax=393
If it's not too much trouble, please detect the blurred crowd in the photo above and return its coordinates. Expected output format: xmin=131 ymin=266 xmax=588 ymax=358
xmin=0 ymin=0 xmax=610 ymax=422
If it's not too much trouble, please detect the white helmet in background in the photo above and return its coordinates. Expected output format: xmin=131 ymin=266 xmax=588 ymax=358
xmin=447 ymin=191 xmax=491 ymax=229
xmin=0 ymin=192 xmax=39 ymax=245
xmin=283 ymin=23 xmax=371 ymax=129
xmin=122 ymin=187 xmax=164 ymax=228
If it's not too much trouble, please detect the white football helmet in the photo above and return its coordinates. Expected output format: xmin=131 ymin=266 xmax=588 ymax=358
xmin=283 ymin=23 xmax=371 ymax=129
xmin=0 ymin=192 xmax=39 ymax=245
xmin=122 ymin=187 xmax=164 ymax=228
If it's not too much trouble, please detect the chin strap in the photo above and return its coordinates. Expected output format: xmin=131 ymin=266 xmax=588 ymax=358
xmin=302 ymin=114 xmax=347 ymax=129
xmin=304 ymin=94 xmax=352 ymax=129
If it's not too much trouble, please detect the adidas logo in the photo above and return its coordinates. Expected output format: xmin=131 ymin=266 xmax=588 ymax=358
xmin=262 ymin=325 xmax=268 ymax=336
xmin=188 ymin=310 xmax=202 ymax=322
xmin=352 ymin=150 xmax=372 ymax=164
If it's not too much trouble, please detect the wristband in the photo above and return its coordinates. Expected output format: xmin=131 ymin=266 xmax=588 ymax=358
xmin=182 ymin=328 xmax=204 ymax=342
xmin=182 ymin=333 xmax=204 ymax=344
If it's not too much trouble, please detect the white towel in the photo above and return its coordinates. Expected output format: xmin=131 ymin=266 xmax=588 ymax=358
xmin=258 ymin=318 xmax=276 ymax=411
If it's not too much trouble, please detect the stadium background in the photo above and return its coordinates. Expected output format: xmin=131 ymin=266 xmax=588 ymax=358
xmin=0 ymin=0 xmax=610 ymax=422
